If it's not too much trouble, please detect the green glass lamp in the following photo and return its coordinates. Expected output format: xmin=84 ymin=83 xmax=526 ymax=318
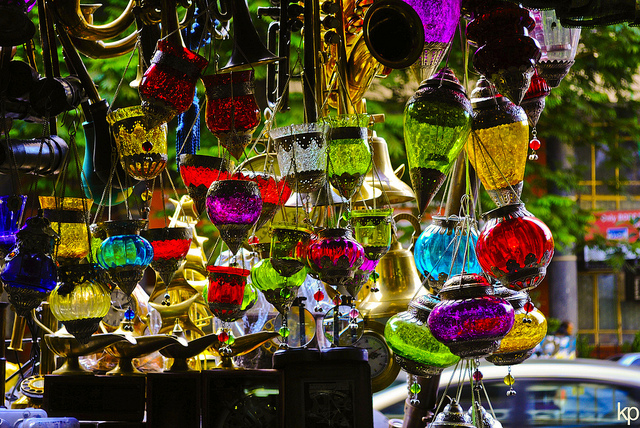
xmin=250 ymin=258 xmax=308 ymax=315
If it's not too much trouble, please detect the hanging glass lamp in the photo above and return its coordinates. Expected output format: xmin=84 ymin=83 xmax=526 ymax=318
xmin=0 ymin=195 xmax=27 ymax=259
xmin=178 ymin=154 xmax=229 ymax=216
xmin=39 ymin=196 xmax=92 ymax=266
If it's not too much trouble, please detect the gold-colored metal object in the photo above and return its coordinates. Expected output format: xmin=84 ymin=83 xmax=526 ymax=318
xmin=160 ymin=332 xmax=220 ymax=372
xmin=39 ymin=303 xmax=58 ymax=375
xmin=8 ymin=313 xmax=26 ymax=352
xmin=358 ymin=213 xmax=425 ymax=319
xmin=44 ymin=331 xmax=136 ymax=375
xmin=48 ymin=0 xmax=136 ymax=41
xmin=365 ymin=131 xmax=416 ymax=205
xmin=355 ymin=319 xmax=401 ymax=392
xmin=211 ymin=331 xmax=281 ymax=368
xmin=148 ymin=292 xmax=204 ymax=338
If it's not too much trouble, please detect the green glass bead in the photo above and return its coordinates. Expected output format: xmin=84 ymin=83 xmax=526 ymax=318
xmin=504 ymin=374 xmax=515 ymax=386
xmin=279 ymin=287 xmax=292 ymax=298
xmin=409 ymin=382 xmax=422 ymax=395
xmin=279 ymin=326 xmax=290 ymax=338
xmin=226 ymin=335 xmax=235 ymax=345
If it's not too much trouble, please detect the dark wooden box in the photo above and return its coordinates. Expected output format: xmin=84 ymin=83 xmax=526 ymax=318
xmin=146 ymin=371 xmax=201 ymax=428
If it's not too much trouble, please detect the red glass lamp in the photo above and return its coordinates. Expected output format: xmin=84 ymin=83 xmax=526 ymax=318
xmin=307 ymin=228 xmax=365 ymax=286
xmin=178 ymin=154 xmax=229 ymax=216
xmin=206 ymin=265 xmax=251 ymax=322
xmin=233 ymin=170 xmax=292 ymax=232
xmin=140 ymin=227 xmax=193 ymax=287
xmin=476 ymin=203 xmax=554 ymax=291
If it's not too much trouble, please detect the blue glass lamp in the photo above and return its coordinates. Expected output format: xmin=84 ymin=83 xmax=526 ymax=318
xmin=414 ymin=215 xmax=482 ymax=292
xmin=0 ymin=195 xmax=27 ymax=259
xmin=1 ymin=212 xmax=59 ymax=316
xmin=96 ymin=220 xmax=153 ymax=297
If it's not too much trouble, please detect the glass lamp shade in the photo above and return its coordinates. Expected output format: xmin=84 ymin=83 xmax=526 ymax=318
xmin=344 ymin=256 xmax=379 ymax=298
xmin=139 ymin=39 xmax=208 ymax=125
xmin=414 ymin=215 xmax=483 ymax=292
xmin=385 ymin=293 xmax=460 ymax=377
xmin=201 ymin=70 xmax=261 ymax=160
xmin=530 ymin=9 xmax=581 ymax=88
xmin=1 ymin=214 xmax=58 ymax=316
xmin=206 ymin=265 xmax=250 ymax=322
xmin=95 ymin=220 xmax=154 ymax=296
xmin=205 ymin=179 xmax=263 ymax=255
xmin=307 ymin=228 xmax=365 ymax=286
xmin=0 ymin=195 xmax=26 ymax=259
xmin=466 ymin=2 xmax=541 ymax=105
xmin=476 ymin=203 xmax=554 ymax=291
xmin=427 ymin=273 xmax=515 ymax=358
xmin=404 ymin=68 xmax=472 ymax=217
xmin=269 ymin=123 xmax=328 ymax=194
xmin=39 ymin=196 xmax=92 ymax=266
xmin=486 ymin=290 xmax=547 ymax=365
xmin=324 ymin=114 xmax=372 ymax=200
xmin=350 ymin=208 xmax=393 ymax=261
xmin=269 ymin=223 xmax=311 ymax=277
xmin=49 ymin=263 xmax=111 ymax=344
xmin=233 ymin=170 xmax=292 ymax=232
xmin=178 ymin=154 xmax=229 ymax=215
xmin=250 ymin=258 xmax=308 ymax=315
xmin=520 ymin=69 xmax=550 ymax=129
xmin=106 ymin=106 xmax=168 ymax=181
xmin=465 ymin=77 xmax=529 ymax=207
xmin=140 ymin=227 xmax=193 ymax=286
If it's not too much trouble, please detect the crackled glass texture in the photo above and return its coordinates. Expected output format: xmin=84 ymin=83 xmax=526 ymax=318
xmin=40 ymin=196 xmax=92 ymax=262
xmin=351 ymin=209 xmax=392 ymax=261
xmin=206 ymin=266 xmax=249 ymax=308
xmin=307 ymin=228 xmax=365 ymax=285
xmin=495 ymin=306 xmax=547 ymax=354
xmin=385 ymin=310 xmax=460 ymax=368
xmin=206 ymin=180 xmax=262 ymax=226
xmin=250 ymin=258 xmax=308 ymax=291
xmin=403 ymin=0 xmax=461 ymax=43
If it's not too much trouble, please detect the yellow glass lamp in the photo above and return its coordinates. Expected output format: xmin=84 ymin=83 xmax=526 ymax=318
xmin=465 ymin=77 xmax=529 ymax=207
xmin=39 ymin=196 xmax=93 ymax=266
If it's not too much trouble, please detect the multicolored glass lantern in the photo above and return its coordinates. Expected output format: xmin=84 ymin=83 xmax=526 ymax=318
xmin=427 ymin=273 xmax=515 ymax=358
xmin=307 ymin=227 xmax=365 ymax=286
xmin=106 ymin=106 xmax=168 ymax=181
xmin=1 ymin=213 xmax=59 ymax=316
xmin=530 ymin=9 xmax=581 ymax=88
xmin=324 ymin=114 xmax=372 ymax=200
xmin=466 ymin=1 xmax=541 ymax=105
xmin=269 ymin=123 xmax=328 ymax=194
xmin=404 ymin=68 xmax=473 ymax=217
xmin=138 ymin=39 xmax=208 ymax=125
xmin=250 ymin=258 xmax=308 ymax=314
xmin=486 ymin=289 xmax=547 ymax=365
xmin=0 ymin=195 xmax=26 ymax=259
xmin=233 ymin=170 xmax=292 ymax=232
xmin=413 ymin=215 xmax=483 ymax=292
xmin=465 ymin=77 xmax=529 ymax=207
xmin=49 ymin=263 xmax=111 ymax=344
xmin=39 ymin=196 xmax=92 ymax=266
xmin=140 ymin=227 xmax=193 ymax=286
xmin=270 ymin=223 xmax=311 ymax=277
xmin=202 ymin=70 xmax=261 ymax=160
xmin=205 ymin=265 xmax=250 ymax=322
xmin=178 ymin=154 xmax=229 ymax=215
xmin=351 ymin=208 xmax=393 ymax=261
xmin=205 ymin=179 xmax=263 ymax=255
xmin=95 ymin=220 xmax=154 ymax=296
xmin=385 ymin=293 xmax=460 ymax=377
xmin=476 ymin=203 xmax=554 ymax=291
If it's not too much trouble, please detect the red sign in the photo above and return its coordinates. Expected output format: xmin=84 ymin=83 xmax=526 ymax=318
xmin=587 ymin=210 xmax=640 ymax=242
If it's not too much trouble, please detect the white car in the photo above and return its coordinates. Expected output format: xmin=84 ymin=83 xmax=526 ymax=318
xmin=374 ymin=358 xmax=640 ymax=427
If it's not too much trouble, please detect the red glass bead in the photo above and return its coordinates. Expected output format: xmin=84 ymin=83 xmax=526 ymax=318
xmin=217 ymin=330 xmax=229 ymax=343
xmin=529 ymin=138 xmax=541 ymax=151
xmin=314 ymin=290 xmax=325 ymax=302
xmin=248 ymin=236 xmax=260 ymax=245
xmin=349 ymin=308 xmax=360 ymax=319
xmin=524 ymin=301 xmax=534 ymax=313
xmin=333 ymin=296 xmax=342 ymax=306
xmin=473 ymin=370 xmax=483 ymax=381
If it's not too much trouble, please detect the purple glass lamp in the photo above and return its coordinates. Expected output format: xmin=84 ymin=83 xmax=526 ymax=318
xmin=205 ymin=179 xmax=263 ymax=255
xmin=427 ymin=273 xmax=515 ymax=358
xmin=307 ymin=228 xmax=365 ymax=287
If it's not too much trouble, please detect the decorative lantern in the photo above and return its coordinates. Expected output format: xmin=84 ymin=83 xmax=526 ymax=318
xmin=466 ymin=1 xmax=541 ymax=105
xmin=413 ymin=215 xmax=483 ymax=292
xmin=205 ymin=179 xmax=263 ymax=255
xmin=138 ymin=39 xmax=208 ymax=125
xmin=205 ymin=265 xmax=251 ymax=322
xmin=233 ymin=170 xmax=292 ymax=232
xmin=476 ymin=203 xmax=554 ymax=291
xmin=140 ymin=227 xmax=193 ymax=287
xmin=39 ymin=196 xmax=92 ymax=266
xmin=530 ymin=9 xmax=581 ymax=88
xmin=307 ymin=228 xmax=365 ymax=286
xmin=0 ymin=195 xmax=26 ymax=259
xmin=385 ymin=294 xmax=460 ymax=376
xmin=520 ymin=69 xmax=550 ymax=134
xmin=486 ymin=289 xmax=547 ymax=365
xmin=270 ymin=223 xmax=311 ymax=277
xmin=1 ymin=213 xmax=59 ymax=316
xmin=106 ymin=106 xmax=168 ymax=181
xmin=49 ymin=263 xmax=111 ymax=344
xmin=95 ymin=220 xmax=154 ymax=297
xmin=201 ymin=70 xmax=261 ymax=160
xmin=431 ymin=401 xmax=475 ymax=428
xmin=404 ymin=68 xmax=472 ymax=217
xmin=350 ymin=208 xmax=393 ymax=261
xmin=324 ymin=114 xmax=372 ymax=200
xmin=465 ymin=77 xmax=529 ymax=207
xmin=250 ymin=258 xmax=308 ymax=315
xmin=427 ymin=273 xmax=515 ymax=358
xmin=269 ymin=123 xmax=328 ymax=194
xmin=178 ymin=154 xmax=229 ymax=216
xmin=344 ymin=256 xmax=379 ymax=298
